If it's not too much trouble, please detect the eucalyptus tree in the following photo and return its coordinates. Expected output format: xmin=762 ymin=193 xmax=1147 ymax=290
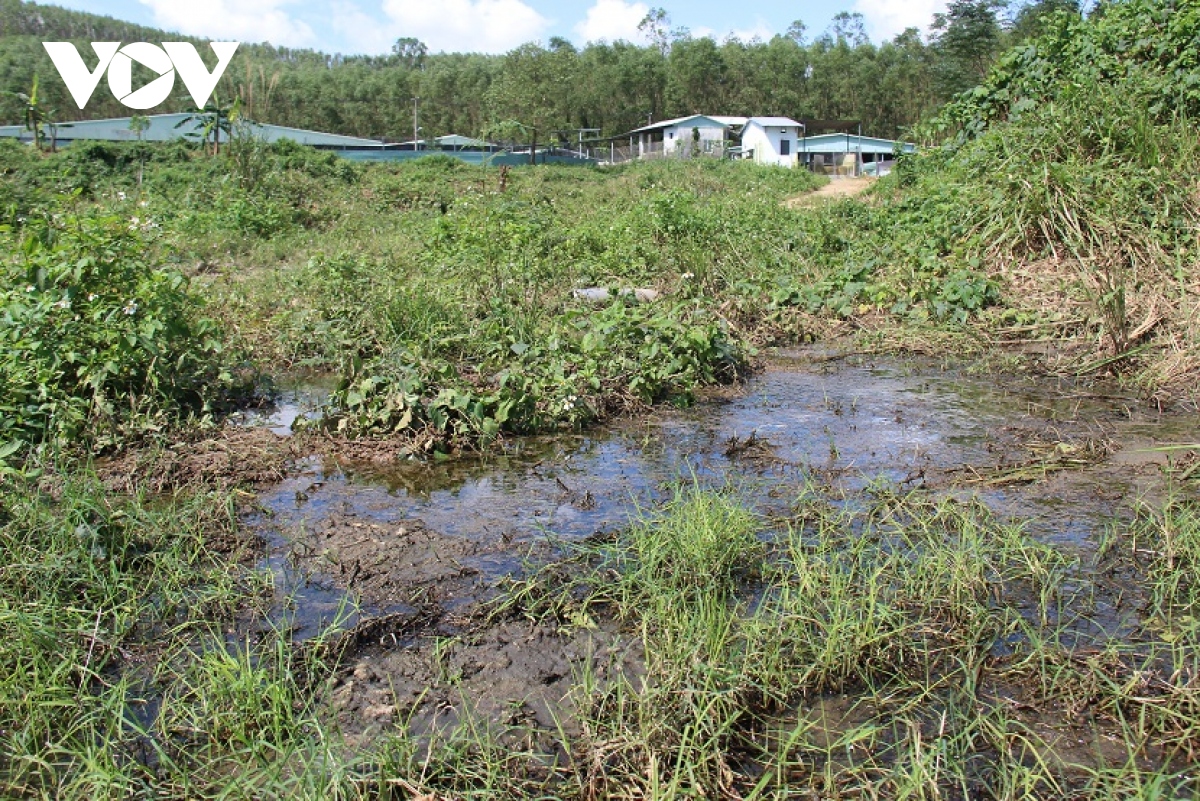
xmin=666 ymin=36 xmax=728 ymax=115
xmin=392 ymin=37 xmax=427 ymax=70
xmin=487 ymin=42 xmax=575 ymax=160
xmin=931 ymin=0 xmax=1007 ymax=97
xmin=828 ymin=11 xmax=870 ymax=47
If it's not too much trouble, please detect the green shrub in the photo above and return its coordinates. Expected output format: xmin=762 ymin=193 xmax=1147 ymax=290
xmin=316 ymin=298 xmax=746 ymax=449
xmin=0 ymin=209 xmax=232 ymax=452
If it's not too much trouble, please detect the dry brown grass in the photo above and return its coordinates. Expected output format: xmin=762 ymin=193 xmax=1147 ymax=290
xmin=983 ymin=253 xmax=1200 ymax=403
xmin=96 ymin=427 xmax=300 ymax=493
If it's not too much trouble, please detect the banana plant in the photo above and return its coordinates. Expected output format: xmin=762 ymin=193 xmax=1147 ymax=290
xmin=175 ymin=94 xmax=241 ymax=155
xmin=6 ymin=75 xmax=57 ymax=151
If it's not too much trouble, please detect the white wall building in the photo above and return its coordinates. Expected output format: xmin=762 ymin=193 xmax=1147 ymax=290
xmin=629 ymin=114 xmax=744 ymax=159
xmin=739 ymin=117 xmax=805 ymax=167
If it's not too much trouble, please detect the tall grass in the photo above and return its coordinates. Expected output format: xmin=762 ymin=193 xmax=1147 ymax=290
xmin=0 ymin=471 xmax=347 ymax=796
xmin=901 ymin=85 xmax=1200 ymax=368
xmin=487 ymin=481 xmax=1200 ymax=799
xmin=5 ymin=468 xmax=1198 ymax=797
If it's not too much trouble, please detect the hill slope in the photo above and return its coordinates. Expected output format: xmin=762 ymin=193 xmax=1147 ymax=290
xmin=816 ymin=0 xmax=1200 ymax=398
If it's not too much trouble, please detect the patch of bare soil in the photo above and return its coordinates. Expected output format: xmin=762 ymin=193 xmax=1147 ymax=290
xmin=785 ymin=177 xmax=875 ymax=208
xmin=287 ymin=513 xmax=513 ymax=610
xmin=327 ymin=616 xmax=642 ymax=751
xmin=283 ymin=503 xmax=644 ymax=753
xmin=98 ymin=427 xmax=302 ymax=493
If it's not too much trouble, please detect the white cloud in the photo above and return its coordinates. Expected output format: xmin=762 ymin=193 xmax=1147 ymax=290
xmin=854 ymin=0 xmax=948 ymax=41
xmin=691 ymin=20 xmax=774 ymax=44
xmin=329 ymin=1 xmax=396 ymax=54
xmin=574 ymin=0 xmax=649 ymax=44
xmin=380 ymin=0 xmax=550 ymax=53
xmin=725 ymin=22 xmax=774 ymax=43
xmin=137 ymin=0 xmax=316 ymax=47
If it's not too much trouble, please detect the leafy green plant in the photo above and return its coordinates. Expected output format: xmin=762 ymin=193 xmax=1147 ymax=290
xmin=0 ymin=208 xmax=233 ymax=453
xmin=315 ymin=298 xmax=746 ymax=449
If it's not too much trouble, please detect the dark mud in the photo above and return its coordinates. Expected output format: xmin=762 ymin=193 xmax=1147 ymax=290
xmin=290 ymin=513 xmax=521 ymax=611
xmin=98 ymin=427 xmax=302 ymax=494
xmin=326 ymin=618 xmax=643 ymax=751
xmin=234 ymin=349 xmax=1199 ymax=747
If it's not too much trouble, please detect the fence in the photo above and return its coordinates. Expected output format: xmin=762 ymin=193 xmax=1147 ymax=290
xmin=335 ymin=146 xmax=596 ymax=166
xmin=587 ymin=139 xmax=735 ymax=165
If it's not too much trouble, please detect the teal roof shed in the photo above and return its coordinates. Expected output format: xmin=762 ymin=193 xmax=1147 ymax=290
xmin=0 ymin=113 xmax=383 ymax=148
xmin=796 ymin=133 xmax=915 ymax=155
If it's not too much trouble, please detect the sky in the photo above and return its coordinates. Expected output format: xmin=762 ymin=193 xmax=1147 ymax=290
xmin=48 ymin=0 xmax=951 ymax=55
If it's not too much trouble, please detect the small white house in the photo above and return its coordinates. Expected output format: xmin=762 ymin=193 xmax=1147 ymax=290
xmin=629 ymin=114 xmax=743 ymax=159
xmin=740 ymin=117 xmax=805 ymax=167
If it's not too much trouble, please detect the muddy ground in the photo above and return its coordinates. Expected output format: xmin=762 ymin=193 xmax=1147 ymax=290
xmin=97 ymin=427 xmax=301 ymax=494
xmin=324 ymin=615 xmax=643 ymax=753
xmin=269 ymin=480 xmax=645 ymax=751
xmin=98 ymin=349 xmax=1199 ymax=759
xmin=231 ymin=352 xmax=1195 ymax=755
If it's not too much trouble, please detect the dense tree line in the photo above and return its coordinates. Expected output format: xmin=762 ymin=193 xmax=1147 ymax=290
xmin=0 ymin=0 xmax=1084 ymax=143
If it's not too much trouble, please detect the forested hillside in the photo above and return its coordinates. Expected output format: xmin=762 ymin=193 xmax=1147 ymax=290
xmin=1 ymin=0 xmax=1078 ymax=141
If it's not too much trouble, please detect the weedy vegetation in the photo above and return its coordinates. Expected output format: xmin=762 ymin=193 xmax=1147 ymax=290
xmin=1 ymin=0 xmax=1199 ymax=797
xmin=415 ymin=483 xmax=1200 ymax=798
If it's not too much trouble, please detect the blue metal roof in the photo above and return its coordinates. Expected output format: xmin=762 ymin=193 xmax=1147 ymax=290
xmin=797 ymin=133 xmax=915 ymax=155
xmin=435 ymin=133 xmax=494 ymax=148
xmin=0 ymin=113 xmax=382 ymax=148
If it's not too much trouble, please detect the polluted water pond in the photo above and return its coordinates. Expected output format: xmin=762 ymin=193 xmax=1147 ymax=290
xmin=242 ymin=351 xmax=1197 ymax=629
xmin=238 ymin=349 xmax=1198 ymax=746
xmin=230 ymin=378 xmax=333 ymax=436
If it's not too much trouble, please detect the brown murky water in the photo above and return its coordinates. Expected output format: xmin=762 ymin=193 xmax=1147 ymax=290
xmin=238 ymin=348 xmax=1198 ymax=743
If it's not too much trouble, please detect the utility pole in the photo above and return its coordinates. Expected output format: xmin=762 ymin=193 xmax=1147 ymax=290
xmin=413 ymin=96 xmax=420 ymax=150
xmin=800 ymin=121 xmax=806 ymax=171
xmin=857 ymin=121 xmax=862 ymax=177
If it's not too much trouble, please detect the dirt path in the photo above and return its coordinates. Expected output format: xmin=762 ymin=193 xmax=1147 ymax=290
xmin=785 ymin=176 xmax=875 ymax=208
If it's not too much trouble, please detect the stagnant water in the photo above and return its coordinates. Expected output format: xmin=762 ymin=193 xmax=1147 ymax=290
xmin=241 ymin=350 xmax=1198 ymax=639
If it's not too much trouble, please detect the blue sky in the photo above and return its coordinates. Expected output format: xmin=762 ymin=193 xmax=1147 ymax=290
xmin=48 ymin=0 xmax=950 ymax=54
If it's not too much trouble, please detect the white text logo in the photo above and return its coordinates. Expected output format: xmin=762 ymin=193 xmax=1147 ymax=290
xmin=42 ymin=42 xmax=239 ymax=110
